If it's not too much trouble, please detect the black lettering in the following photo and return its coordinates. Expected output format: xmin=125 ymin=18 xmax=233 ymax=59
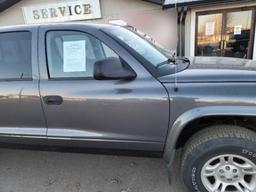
xmin=83 ymin=4 xmax=91 ymax=14
xmin=58 ymin=7 xmax=66 ymax=16
xmin=68 ymin=5 xmax=73 ymax=16
xmin=74 ymin=5 xmax=82 ymax=15
xmin=33 ymin=10 xmax=40 ymax=20
xmin=40 ymin=8 xmax=48 ymax=19
xmin=49 ymin=8 xmax=58 ymax=18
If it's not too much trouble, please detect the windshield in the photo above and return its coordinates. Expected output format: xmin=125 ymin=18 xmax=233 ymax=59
xmin=128 ymin=28 xmax=174 ymax=59
xmin=104 ymin=27 xmax=171 ymax=68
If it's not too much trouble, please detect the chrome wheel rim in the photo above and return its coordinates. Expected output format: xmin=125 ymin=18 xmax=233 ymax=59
xmin=201 ymin=154 xmax=256 ymax=192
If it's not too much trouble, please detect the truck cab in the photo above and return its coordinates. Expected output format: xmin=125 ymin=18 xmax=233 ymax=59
xmin=1 ymin=23 xmax=256 ymax=192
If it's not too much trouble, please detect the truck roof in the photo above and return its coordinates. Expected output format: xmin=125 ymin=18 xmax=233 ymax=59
xmin=0 ymin=23 xmax=111 ymax=32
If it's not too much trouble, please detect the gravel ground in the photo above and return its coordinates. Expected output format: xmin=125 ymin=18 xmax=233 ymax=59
xmin=0 ymin=148 xmax=185 ymax=192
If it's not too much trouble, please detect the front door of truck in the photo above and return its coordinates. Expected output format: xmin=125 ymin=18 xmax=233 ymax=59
xmin=38 ymin=25 xmax=169 ymax=151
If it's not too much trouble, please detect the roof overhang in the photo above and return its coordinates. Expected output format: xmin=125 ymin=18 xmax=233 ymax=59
xmin=163 ymin=0 xmax=256 ymax=9
xmin=144 ymin=0 xmax=164 ymax=5
xmin=0 ymin=0 xmax=21 ymax=12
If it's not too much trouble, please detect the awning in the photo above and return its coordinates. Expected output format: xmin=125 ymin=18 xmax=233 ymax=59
xmin=144 ymin=0 xmax=164 ymax=5
xmin=0 ymin=0 xmax=21 ymax=12
xmin=163 ymin=0 xmax=255 ymax=8
xmin=164 ymin=0 xmax=202 ymax=7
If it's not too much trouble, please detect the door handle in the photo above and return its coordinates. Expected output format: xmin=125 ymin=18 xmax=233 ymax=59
xmin=43 ymin=95 xmax=63 ymax=105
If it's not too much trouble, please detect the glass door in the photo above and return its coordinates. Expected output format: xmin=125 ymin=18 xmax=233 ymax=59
xmin=224 ymin=10 xmax=253 ymax=58
xmin=196 ymin=8 xmax=255 ymax=59
xmin=196 ymin=13 xmax=223 ymax=57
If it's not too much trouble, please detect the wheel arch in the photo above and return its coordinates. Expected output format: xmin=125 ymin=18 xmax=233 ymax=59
xmin=164 ymin=105 xmax=256 ymax=175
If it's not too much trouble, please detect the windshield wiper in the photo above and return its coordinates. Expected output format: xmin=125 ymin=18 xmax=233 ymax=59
xmin=156 ymin=56 xmax=191 ymax=69
xmin=156 ymin=57 xmax=175 ymax=68
xmin=175 ymin=57 xmax=190 ymax=64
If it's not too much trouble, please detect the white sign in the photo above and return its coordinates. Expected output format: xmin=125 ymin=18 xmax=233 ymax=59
xmin=63 ymin=40 xmax=86 ymax=72
xmin=234 ymin=25 xmax=242 ymax=35
xmin=22 ymin=0 xmax=101 ymax=24
xmin=205 ymin=22 xmax=215 ymax=36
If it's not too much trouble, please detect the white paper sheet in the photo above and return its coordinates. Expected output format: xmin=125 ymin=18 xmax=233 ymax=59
xmin=205 ymin=22 xmax=215 ymax=36
xmin=234 ymin=25 xmax=242 ymax=35
xmin=63 ymin=40 xmax=86 ymax=72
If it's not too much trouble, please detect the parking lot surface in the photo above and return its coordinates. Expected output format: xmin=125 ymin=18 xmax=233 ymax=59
xmin=0 ymin=148 xmax=184 ymax=192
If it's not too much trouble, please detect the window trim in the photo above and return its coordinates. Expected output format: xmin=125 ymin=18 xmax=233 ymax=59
xmin=0 ymin=31 xmax=33 ymax=81
xmin=45 ymin=29 xmax=124 ymax=81
xmin=0 ymin=78 xmax=33 ymax=82
xmin=48 ymin=77 xmax=94 ymax=81
xmin=195 ymin=6 xmax=256 ymax=59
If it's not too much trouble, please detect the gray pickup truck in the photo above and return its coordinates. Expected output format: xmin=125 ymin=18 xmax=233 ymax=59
xmin=1 ymin=23 xmax=256 ymax=192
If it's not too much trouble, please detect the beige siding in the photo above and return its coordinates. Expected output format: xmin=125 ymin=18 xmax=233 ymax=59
xmin=0 ymin=0 xmax=177 ymax=50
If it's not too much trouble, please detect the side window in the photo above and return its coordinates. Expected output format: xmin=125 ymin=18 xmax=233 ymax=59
xmin=46 ymin=31 xmax=119 ymax=79
xmin=101 ymin=43 xmax=118 ymax=58
xmin=0 ymin=32 xmax=32 ymax=80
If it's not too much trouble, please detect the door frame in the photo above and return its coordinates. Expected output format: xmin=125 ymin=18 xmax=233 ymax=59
xmin=195 ymin=6 xmax=256 ymax=59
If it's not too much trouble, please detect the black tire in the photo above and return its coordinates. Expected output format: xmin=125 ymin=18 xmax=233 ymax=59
xmin=181 ymin=125 xmax=256 ymax=192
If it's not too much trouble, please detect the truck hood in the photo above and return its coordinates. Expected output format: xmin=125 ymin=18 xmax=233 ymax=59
xmin=158 ymin=57 xmax=256 ymax=83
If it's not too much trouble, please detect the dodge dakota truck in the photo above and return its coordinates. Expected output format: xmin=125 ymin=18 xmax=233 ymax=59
xmin=1 ymin=23 xmax=256 ymax=192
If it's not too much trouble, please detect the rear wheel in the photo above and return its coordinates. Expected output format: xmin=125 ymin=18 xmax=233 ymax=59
xmin=181 ymin=125 xmax=256 ymax=192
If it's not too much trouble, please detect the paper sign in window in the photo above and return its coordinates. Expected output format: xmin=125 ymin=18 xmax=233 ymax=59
xmin=234 ymin=25 xmax=242 ymax=35
xmin=205 ymin=22 xmax=215 ymax=36
xmin=63 ymin=40 xmax=86 ymax=72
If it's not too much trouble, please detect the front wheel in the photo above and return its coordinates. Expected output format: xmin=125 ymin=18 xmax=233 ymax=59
xmin=181 ymin=125 xmax=256 ymax=192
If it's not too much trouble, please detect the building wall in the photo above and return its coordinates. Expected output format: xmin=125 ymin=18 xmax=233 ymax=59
xmin=0 ymin=0 xmax=177 ymax=51
xmin=185 ymin=1 xmax=256 ymax=59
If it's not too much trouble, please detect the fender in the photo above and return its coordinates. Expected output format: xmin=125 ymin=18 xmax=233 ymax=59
xmin=163 ymin=105 xmax=256 ymax=177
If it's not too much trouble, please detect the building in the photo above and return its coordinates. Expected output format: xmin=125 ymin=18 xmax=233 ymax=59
xmin=0 ymin=0 xmax=255 ymax=60
xmin=0 ymin=0 xmax=177 ymax=51
xmin=162 ymin=0 xmax=256 ymax=60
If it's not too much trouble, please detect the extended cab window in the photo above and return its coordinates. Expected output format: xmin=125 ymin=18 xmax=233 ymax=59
xmin=46 ymin=31 xmax=119 ymax=79
xmin=0 ymin=32 xmax=32 ymax=80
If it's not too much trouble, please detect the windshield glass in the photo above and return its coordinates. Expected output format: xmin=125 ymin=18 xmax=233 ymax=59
xmin=129 ymin=28 xmax=174 ymax=59
xmin=104 ymin=27 xmax=170 ymax=67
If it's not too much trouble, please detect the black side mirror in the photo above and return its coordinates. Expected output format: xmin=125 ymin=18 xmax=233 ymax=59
xmin=94 ymin=57 xmax=137 ymax=80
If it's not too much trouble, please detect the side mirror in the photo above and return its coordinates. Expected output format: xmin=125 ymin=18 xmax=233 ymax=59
xmin=94 ymin=57 xmax=137 ymax=80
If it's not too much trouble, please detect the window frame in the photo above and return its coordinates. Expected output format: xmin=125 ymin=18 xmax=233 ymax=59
xmin=0 ymin=31 xmax=33 ymax=82
xmin=45 ymin=30 xmax=122 ymax=81
xmin=195 ymin=6 xmax=256 ymax=59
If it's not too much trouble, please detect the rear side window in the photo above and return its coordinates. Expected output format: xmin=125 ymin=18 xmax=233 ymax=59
xmin=46 ymin=31 xmax=119 ymax=79
xmin=0 ymin=32 xmax=32 ymax=80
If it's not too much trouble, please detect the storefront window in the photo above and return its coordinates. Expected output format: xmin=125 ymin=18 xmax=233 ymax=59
xmin=196 ymin=13 xmax=223 ymax=57
xmin=196 ymin=8 xmax=255 ymax=59
xmin=225 ymin=10 xmax=252 ymax=58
